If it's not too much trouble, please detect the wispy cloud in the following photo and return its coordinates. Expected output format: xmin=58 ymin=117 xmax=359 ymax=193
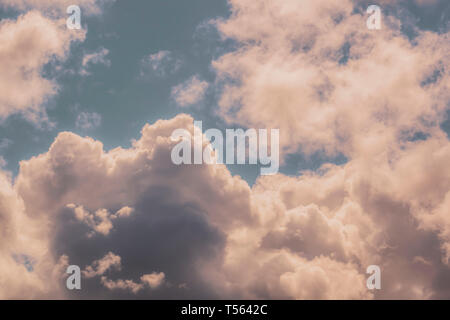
xmin=75 ymin=112 xmax=102 ymax=130
xmin=80 ymin=47 xmax=111 ymax=76
xmin=140 ymin=50 xmax=182 ymax=77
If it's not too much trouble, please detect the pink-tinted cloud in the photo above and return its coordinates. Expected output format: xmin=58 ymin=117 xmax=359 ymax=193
xmin=83 ymin=252 xmax=121 ymax=278
xmin=172 ymin=75 xmax=209 ymax=107
xmin=1 ymin=113 xmax=446 ymax=299
xmin=0 ymin=11 xmax=85 ymax=123
xmin=213 ymin=0 xmax=450 ymax=160
xmin=0 ymin=0 xmax=449 ymax=300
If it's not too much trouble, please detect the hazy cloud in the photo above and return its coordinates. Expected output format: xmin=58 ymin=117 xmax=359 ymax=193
xmin=140 ymin=50 xmax=182 ymax=77
xmin=80 ymin=47 xmax=110 ymax=76
xmin=75 ymin=112 xmax=102 ymax=130
xmin=171 ymin=75 xmax=209 ymax=107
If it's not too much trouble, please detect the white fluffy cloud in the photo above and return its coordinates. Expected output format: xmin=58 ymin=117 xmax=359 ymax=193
xmin=0 ymin=0 xmax=112 ymax=124
xmin=0 ymin=0 xmax=449 ymax=300
xmin=0 ymin=11 xmax=85 ymax=122
xmin=0 ymin=170 xmax=65 ymax=298
xmin=141 ymin=272 xmax=165 ymax=289
xmin=213 ymin=0 xmax=450 ymax=159
xmin=0 ymin=112 xmax=447 ymax=299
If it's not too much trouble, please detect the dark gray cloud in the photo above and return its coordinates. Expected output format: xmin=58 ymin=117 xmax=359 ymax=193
xmin=54 ymin=187 xmax=225 ymax=299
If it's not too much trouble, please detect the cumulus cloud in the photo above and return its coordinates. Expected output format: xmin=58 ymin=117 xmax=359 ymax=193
xmin=0 ymin=0 xmax=112 ymax=124
xmin=213 ymin=0 xmax=450 ymax=159
xmin=8 ymin=114 xmax=248 ymax=298
xmin=198 ymin=2 xmax=450 ymax=299
xmin=0 ymin=11 xmax=85 ymax=123
xmin=0 ymin=110 xmax=449 ymax=298
xmin=171 ymin=75 xmax=209 ymax=107
xmin=0 ymin=169 xmax=65 ymax=298
xmin=0 ymin=0 xmax=450 ymax=300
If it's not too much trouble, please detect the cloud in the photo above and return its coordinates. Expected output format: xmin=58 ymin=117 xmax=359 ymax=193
xmin=140 ymin=50 xmax=182 ymax=77
xmin=80 ymin=47 xmax=111 ymax=76
xmin=0 ymin=0 xmax=111 ymax=124
xmin=82 ymin=252 xmax=164 ymax=294
xmin=83 ymin=252 xmax=121 ymax=278
xmin=0 ymin=1 xmax=449 ymax=300
xmin=0 ymin=11 xmax=85 ymax=123
xmin=0 ymin=111 xmax=449 ymax=298
xmin=212 ymin=0 xmax=450 ymax=159
xmin=141 ymin=272 xmax=165 ymax=289
xmin=10 ymin=115 xmax=241 ymax=298
xmin=75 ymin=112 xmax=102 ymax=130
xmin=101 ymin=272 xmax=165 ymax=294
xmin=66 ymin=205 xmax=133 ymax=236
xmin=0 ymin=169 xmax=65 ymax=298
xmin=100 ymin=277 xmax=144 ymax=294
xmin=171 ymin=75 xmax=209 ymax=107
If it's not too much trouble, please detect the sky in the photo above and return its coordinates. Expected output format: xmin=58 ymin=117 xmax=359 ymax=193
xmin=0 ymin=0 xmax=450 ymax=299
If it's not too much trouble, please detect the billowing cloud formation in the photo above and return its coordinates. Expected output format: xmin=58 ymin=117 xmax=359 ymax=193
xmin=4 ymin=115 xmax=250 ymax=298
xmin=0 ymin=107 xmax=447 ymax=298
xmin=0 ymin=0 xmax=112 ymax=124
xmin=213 ymin=0 xmax=450 ymax=159
xmin=0 ymin=170 xmax=65 ymax=298
xmin=0 ymin=0 xmax=449 ymax=300
xmin=0 ymin=11 xmax=85 ymax=122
